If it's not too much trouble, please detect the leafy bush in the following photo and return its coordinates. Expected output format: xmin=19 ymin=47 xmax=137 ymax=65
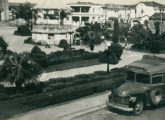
xmin=99 ymin=51 xmax=119 ymax=64
xmin=109 ymin=43 xmax=123 ymax=60
xmin=30 ymin=46 xmax=47 ymax=67
xmin=130 ymin=44 xmax=145 ymax=50
xmin=0 ymin=53 xmax=42 ymax=89
xmin=24 ymin=81 xmax=45 ymax=92
xmin=24 ymin=37 xmax=33 ymax=43
xmin=149 ymin=40 xmax=165 ymax=53
xmin=58 ymin=39 xmax=70 ymax=50
xmin=22 ymin=71 xmax=125 ymax=107
xmin=14 ymin=25 xmax=31 ymax=36
xmin=0 ymin=36 xmax=8 ymax=54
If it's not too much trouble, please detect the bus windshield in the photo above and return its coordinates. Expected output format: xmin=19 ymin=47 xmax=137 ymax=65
xmin=126 ymin=71 xmax=135 ymax=81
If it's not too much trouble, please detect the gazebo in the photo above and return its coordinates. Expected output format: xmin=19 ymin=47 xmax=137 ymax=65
xmin=32 ymin=0 xmax=74 ymax=45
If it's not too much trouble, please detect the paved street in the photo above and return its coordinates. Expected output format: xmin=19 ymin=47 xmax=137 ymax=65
xmin=74 ymin=104 xmax=165 ymax=120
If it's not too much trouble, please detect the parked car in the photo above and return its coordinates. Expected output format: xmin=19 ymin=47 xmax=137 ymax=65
xmin=107 ymin=55 xmax=165 ymax=115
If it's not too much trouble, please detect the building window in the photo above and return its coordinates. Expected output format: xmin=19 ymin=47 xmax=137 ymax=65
xmin=81 ymin=7 xmax=90 ymax=13
xmin=152 ymin=75 xmax=163 ymax=84
xmin=141 ymin=9 xmax=144 ymax=14
xmin=82 ymin=17 xmax=89 ymax=22
xmin=66 ymin=17 xmax=69 ymax=21
xmin=71 ymin=7 xmax=80 ymax=12
xmin=98 ymin=17 xmax=100 ymax=21
xmin=92 ymin=17 xmax=95 ymax=21
xmin=72 ymin=16 xmax=79 ymax=22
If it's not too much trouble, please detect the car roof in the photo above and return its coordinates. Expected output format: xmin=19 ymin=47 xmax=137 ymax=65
xmin=126 ymin=55 xmax=165 ymax=74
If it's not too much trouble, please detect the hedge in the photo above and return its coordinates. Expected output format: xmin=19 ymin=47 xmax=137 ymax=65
xmin=47 ymin=53 xmax=100 ymax=66
xmin=21 ymin=76 xmax=124 ymax=107
xmin=14 ymin=25 xmax=32 ymax=36
xmin=1 ymin=69 xmax=125 ymax=107
xmin=30 ymin=49 xmax=100 ymax=67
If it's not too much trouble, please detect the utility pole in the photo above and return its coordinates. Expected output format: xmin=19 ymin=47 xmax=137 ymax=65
xmin=160 ymin=11 xmax=163 ymax=35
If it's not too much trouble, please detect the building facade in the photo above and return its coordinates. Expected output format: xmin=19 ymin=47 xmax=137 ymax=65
xmin=103 ymin=4 xmax=136 ymax=23
xmin=68 ymin=2 xmax=104 ymax=26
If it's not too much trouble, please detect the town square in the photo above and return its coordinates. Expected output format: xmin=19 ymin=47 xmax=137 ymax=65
xmin=0 ymin=0 xmax=165 ymax=120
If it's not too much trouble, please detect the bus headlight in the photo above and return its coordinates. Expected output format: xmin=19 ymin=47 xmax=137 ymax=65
xmin=129 ymin=96 xmax=136 ymax=102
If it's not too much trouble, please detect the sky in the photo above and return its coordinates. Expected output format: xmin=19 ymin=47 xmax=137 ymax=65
xmin=9 ymin=0 xmax=165 ymax=5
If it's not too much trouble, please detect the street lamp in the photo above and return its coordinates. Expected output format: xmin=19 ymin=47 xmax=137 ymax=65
xmin=68 ymin=30 xmax=74 ymax=48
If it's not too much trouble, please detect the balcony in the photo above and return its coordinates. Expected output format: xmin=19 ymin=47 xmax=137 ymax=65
xmin=71 ymin=6 xmax=90 ymax=13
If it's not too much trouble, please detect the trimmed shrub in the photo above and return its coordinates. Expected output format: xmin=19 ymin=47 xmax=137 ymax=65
xmin=94 ymin=71 xmax=107 ymax=75
xmin=30 ymin=46 xmax=47 ymax=67
xmin=24 ymin=81 xmax=45 ymax=93
xmin=99 ymin=51 xmax=119 ymax=64
xmin=24 ymin=37 xmax=33 ymax=44
xmin=109 ymin=43 xmax=123 ymax=60
xmin=14 ymin=25 xmax=31 ymax=36
xmin=149 ymin=40 xmax=165 ymax=53
xmin=58 ymin=39 xmax=70 ymax=50
xmin=0 ymin=93 xmax=9 ymax=101
xmin=5 ymin=50 xmax=13 ymax=55
xmin=130 ymin=44 xmax=145 ymax=50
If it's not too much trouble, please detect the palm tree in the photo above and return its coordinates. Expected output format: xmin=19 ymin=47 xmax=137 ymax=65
xmin=0 ymin=52 xmax=42 ymax=89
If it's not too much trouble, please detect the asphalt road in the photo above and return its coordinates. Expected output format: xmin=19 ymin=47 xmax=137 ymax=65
xmin=74 ymin=103 xmax=165 ymax=120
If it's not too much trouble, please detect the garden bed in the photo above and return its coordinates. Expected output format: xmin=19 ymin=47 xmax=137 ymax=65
xmin=20 ymin=69 xmax=125 ymax=107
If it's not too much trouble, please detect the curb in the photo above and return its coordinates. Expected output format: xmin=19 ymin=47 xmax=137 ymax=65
xmin=59 ymin=104 xmax=106 ymax=120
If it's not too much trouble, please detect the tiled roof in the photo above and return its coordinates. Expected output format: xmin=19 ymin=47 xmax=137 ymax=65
xmin=103 ymin=4 xmax=135 ymax=10
xmin=9 ymin=2 xmax=36 ymax=7
xmin=68 ymin=2 xmax=100 ymax=6
xmin=139 ymin=1 xmax=165 ymax=8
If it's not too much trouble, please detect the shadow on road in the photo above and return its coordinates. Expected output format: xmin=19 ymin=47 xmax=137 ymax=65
xmin=105 ymin=107 xmax=132 ymax=116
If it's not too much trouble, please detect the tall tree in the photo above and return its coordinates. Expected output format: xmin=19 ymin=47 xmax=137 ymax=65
xmin=154 ymin=21 xmax=160 ymax=37
xmin=16 ymin=2 xmax=32 ymax=26
xmin=112 ymin=18 xmax=120 ymax=43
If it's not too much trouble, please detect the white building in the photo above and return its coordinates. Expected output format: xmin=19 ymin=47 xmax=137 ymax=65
xmin=68 ymin=2 xmax=104 ymax=26
xmin=103 ymin=4 xmax=136 ymax=23
xmin=0 ymin=0 xmax=9 ymax=21
xmin=129 ymin=1 xmax=165 ymax=27
xmin=135 ymin=1 xmax=165 ymax=18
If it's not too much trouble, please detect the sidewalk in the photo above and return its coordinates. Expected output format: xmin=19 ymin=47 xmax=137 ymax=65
xmin=8 ymin=92 xmax=109 ymax=120
xmin=39 ymin=50 xmax=148 ymax=81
